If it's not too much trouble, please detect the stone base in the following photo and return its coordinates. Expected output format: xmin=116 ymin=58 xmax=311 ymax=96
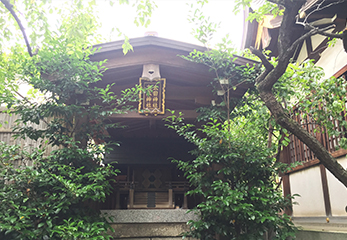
xmin=110 ymin=223 xmax=190 ymax=239
xmin=101 ymin=210 xmax=198 ymax=239
xmin=101 ymin=209 xmax=198 ymax=223
xmin=293 ymin=217 xmax=347 ymax=240
xmin=296 ymin=230 xmax=347 ymax=240
xmin=113 ymin=237 xmax=195 ymax=240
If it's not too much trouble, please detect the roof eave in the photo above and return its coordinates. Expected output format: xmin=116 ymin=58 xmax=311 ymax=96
xmin=93 ymin=36 xmax=259 ymax=66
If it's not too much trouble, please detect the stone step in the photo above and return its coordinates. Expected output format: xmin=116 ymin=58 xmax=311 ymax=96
xmin=294 ymin=217 xmax=347 ymax=240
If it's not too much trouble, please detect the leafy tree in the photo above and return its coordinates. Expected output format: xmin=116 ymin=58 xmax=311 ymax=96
xmin=232 ymin=0 xmax=347 ymax=187
xmin=165 ymin=41 xmax=300 ymax=238
xmin=166 ymin=114 xmax=296 ymax=239
xmin=0 ymin=0 xmax=155 ymax=239
xmin=0 ymin=27 xmax=140 ymax=240
xmin=0 ymin=141 xmax=117 ymax=239
xmin=165 ymin=2 xmax=347 ymax=236
xmin=188 ymin=0 xmax=347 ymax=188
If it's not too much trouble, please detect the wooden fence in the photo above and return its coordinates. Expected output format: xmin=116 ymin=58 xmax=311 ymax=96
xmin=0 ymin=108 xmax=57 ymax=166
xmin=281 ymin=106 xmax=347 ymax=165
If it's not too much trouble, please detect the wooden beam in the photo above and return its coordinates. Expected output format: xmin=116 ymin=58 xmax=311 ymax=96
xmin=109 ymin=110 xmax=199 ymax=120
xmin=285 ymin=159 xmax=320 ymax=174
xmin=282 ymin=174 xmax=292 ymax=216
xmin=285 ymin=149 xmax=347 ymax=174
xmin=319 ymin=164 xmax=332 ymax=216
xmin=333 ymin=64 xmax=347 ymax=78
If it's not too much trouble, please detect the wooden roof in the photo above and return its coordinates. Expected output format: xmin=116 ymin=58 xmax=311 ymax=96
xmin=91 ymin=36 xmax=258 ymax=137
xmin=92 ymin=36 xmax=257 ymax=87
xmin=242 ymin=1 xmax=347 ymax=61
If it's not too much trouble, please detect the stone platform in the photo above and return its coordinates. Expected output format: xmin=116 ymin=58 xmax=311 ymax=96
xmin=294 ymin=217 xmax=347 ymax=240
xmin=101 ymin=209 xmax=198 ymax=239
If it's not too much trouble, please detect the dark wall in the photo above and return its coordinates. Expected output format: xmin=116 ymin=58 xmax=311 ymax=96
xmin=105 ymin=136 xmax=195 ymax=165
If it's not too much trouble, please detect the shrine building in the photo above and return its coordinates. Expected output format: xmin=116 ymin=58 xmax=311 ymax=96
xmin=90 ymin=35 xmax=257 ymax=211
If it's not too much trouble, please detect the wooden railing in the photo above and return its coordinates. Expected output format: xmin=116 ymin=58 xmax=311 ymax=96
xmin=166 ymin=181 xmax=189 ymax=191
xmin=104 ymin=180 xmax=189 ymax=209
xmin=281 ymin=106 xmax=347 ymax=165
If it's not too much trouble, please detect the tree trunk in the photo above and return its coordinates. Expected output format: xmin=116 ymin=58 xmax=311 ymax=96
xmin=253 ymin=0 xmax=347 ymax=188
xmin=259 ymin=89 xmax=347 ymax=187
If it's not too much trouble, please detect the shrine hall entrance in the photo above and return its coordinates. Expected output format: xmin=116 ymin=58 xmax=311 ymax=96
xmin=101 ymin=126 xmax=199 ymax=210
xmin=102 ymin=163 xmax=197 ymax=210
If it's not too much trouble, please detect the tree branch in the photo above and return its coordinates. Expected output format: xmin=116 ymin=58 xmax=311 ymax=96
xmin=301 ymin=0 xmax=347 ymax=25
xmin=1 ymin=0 xmax=33 ymax=57
xmin=256 ymin=0 xmax=307 ymax=90
xmin=285 ymin=27 xmax=319 ymax=54
xmin=304 ymin=23 xmax=346 ymax=39
xmin=258 ymin=90 xmax=347 ymax=188
xmin=278 ymin=0 xmax=307 ymax=57
xmin=250 ymin=47 xmax=274 ymax=72
xmin=254 ymin=0 xmax=347 ymax=190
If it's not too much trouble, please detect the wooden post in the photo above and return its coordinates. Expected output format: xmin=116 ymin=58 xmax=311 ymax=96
xmin=320 ymin=164 xmax=332 ymax=216
xmin=183 ymin=182 xmax=188 ymax=209
xmin=183 ymin=193 xmax=188 ymax=209
xmin=129 ymin=183 xmax=134 ymax=209
xmin=116 ymin=190 xmax=120 ymax=209
xmin=282 ymin=175 xmax=292 ymax=216
xmin=168 ymin=189 xmax=173 ymax=207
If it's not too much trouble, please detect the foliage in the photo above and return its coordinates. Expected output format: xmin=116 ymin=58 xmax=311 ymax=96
xmin=167 ymin=27 xmax=298 ymax=238
xmin=187 ymin=1 xmax=220 ymax=46
xmin=0 ymin=141 xmax=117 ymax=240
xmin=165 ymin=114 xmax=296 ymax=240
xmin=296 ymin=71 xmax=347 ymax=148
xmin=0 ymin=0 xmax=151 ymax=239
xmin=233 ymin=0 xmax=284 ymax=22
xmin=171 ymin=1 xmax=347 ymax=237
xmin=0 ymin=0 xmax=157 ymax=55
xmin=269 ymin=59 xmax=347 ymax=150
xmin=234 ymin=0 xmax=347 ymax=187
xmin=0 ymin=37 xmax=137 ymax=239
xmin=132 ymin=0 xmax=157 ymax=28
xmin=0 ymin=26 xmax=144 ymax=238
xmin=181 ymin=43 xmax=260 ymax=122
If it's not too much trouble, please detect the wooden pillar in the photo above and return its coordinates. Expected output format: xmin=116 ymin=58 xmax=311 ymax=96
xmin=282 ymin=174 xmax=292 ymax=216
xmin=183 ymin=193 xmax=188 ymax=209
xmin=115 ymin=190 xmax=120 ymax=209
xmin=183 ymin=182 xmax=188 ymax=209
xmin=168 ymin=189 xmax=173 ymax=207
xmin=320 ymin=164 xmax=332 ymax=216
xmin=129 ymin=183 xmax=134 ymax=209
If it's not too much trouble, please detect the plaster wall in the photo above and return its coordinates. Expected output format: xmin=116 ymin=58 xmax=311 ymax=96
xmin=326 ymin=156 xmax=347 ymax=216
xmin=290 ymin=166 xmax=326 ymax=217
xmin=315 ymin=40 xmax=347 ymax=78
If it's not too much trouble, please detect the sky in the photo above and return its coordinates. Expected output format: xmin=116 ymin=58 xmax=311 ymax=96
xmin=96 ymin=0 xmax=245 ymax=49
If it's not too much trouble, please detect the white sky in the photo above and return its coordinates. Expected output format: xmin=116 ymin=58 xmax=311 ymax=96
xmin=97 ymin=0 xmax=245 ymax=49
